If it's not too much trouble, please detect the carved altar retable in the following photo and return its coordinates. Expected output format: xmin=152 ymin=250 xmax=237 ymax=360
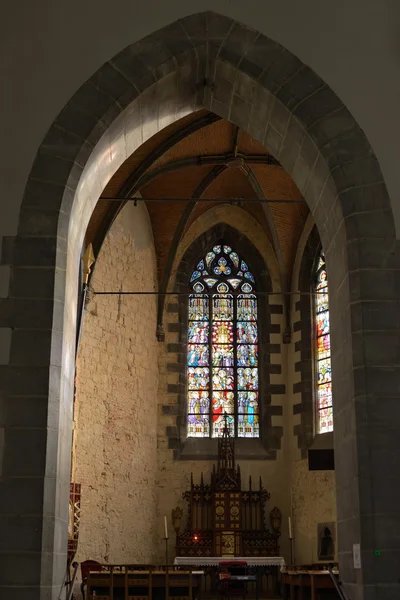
xmin=175 ymin=418 xmax=280 ymax=558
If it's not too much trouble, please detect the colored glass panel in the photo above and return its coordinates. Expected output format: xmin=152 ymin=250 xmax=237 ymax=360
xmin=316 ymin=311 xmax=329 ymax=336
xmin=319 ymin=406 xmax=333 ymax=434
xmin=188 ymin=344 xmax=209 ymax=366
xmin=238 ymin=367 xmax=258 ymax=390
xmin=212 ymin=391 xmax=235 ymax=414
xmin=223 ymin=245 xmax=232 ymax=254
xmin=227 ymin=278 xmax=241 ymax=289
xmin=237 ymin=295 xmax=257 ymax=321
xmin=188 ymin=391 xmax=210 ymax=414
xmin=316 ymin=288 xmax=329 ymax=313
xmin=244 ymin=271 xmax=255 ymax=283
xmin=197 ymin=259 xmax=205 ymax=270
xmin=238 ymin=392 xmax=259 ymax=438
xmin=212 ymin=345 xmax=234 ymax=367
xmin=213 ymin=245 xmax=222 ymax=254
xmin=189 ymin=295 xmax=209 ymax=321
xmin=188 ymin=367 xmax=209 ymax=390
xmin=317 ymin=382 xmax=332 ymax=410
xmin=188 ymin=322 xmax=209 ymax=344
xmin=212 ymin=368 xmax=235 ymax=390
xmin=188 ymin=414 xmax=210 ymax=437
xmin=230 ymin=252 xmax=239 ymax=268
xmin=193 ymin=282 xmax=204 ymax=293
xmin=204 ymin=277 xmax=218 ymax=288
xmin=241 ymin=260 xmax=249 ymax=271
xmin=212 ymin=321 xmax=233 ymax=344
xmin=212 ymin=413 xmax=235 ymax=438
xmin=317 ymin=358 xmax=331 ymax=385
xmin=317 ymin=334 xmax=330 ymax=359
xmin=213 ymin=294 xmax=234 ymax=320
xmin=205 ymin=251 xmax=215 ymax=267
xmin=237 ymin=322 xmax=258 ymax=344
xmin=237 ymin=345 xmax=258 ymax=367
xmin=214 ymin=257 xmax=231 ymax=275
xmin=190 ymin=270 xmax=201 ymax=282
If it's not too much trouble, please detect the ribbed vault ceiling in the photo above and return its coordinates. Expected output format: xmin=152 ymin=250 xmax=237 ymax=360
xmin=86 ymin=109 xmax=309 ymax=293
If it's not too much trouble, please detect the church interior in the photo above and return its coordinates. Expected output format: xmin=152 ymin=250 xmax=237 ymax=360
xmin=69 ymin=113 xmax=337 ymax=597
xmin=1 ymin=6 xmax=399 ymax=600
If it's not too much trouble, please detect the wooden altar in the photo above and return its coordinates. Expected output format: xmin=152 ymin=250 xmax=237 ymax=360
xmin=175 ymin=417 xmax=280 ymax=558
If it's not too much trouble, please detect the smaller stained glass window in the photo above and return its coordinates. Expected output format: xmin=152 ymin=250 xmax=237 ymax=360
xmin=314 ymin=252 xmax=333 ymax=433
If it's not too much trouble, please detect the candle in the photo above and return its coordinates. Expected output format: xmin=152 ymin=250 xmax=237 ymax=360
xmin=164 ymin=516 xmax=168 ymax=539
xmin=288 ymin=516 xmax=293 ymax=539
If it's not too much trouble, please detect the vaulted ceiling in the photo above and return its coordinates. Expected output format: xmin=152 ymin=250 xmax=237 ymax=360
xmin=86 ymin=109 xmax=309 ymax=294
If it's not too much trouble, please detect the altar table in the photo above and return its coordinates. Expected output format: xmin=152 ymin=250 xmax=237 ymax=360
xmin=174 ymin=557 xmax=286 ymax=567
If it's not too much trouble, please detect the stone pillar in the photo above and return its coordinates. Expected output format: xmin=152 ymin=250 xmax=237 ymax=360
xmin=326 ymin=187 xmax=400 ymax=600
xmin=0 ymin=228 xmax=73 ymax=599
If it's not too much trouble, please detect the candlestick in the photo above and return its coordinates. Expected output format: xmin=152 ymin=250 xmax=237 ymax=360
xmin=288 ymin=516 xmax=293 ymax=539
xmin=164 ymin=516 xmax=168 ymax=539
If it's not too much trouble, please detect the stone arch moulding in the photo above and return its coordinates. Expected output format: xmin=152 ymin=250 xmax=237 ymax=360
xmin=2 ymin=10 xmax=399 ymax=599
xmin=163 ymin=219 xmax=284 ymax=460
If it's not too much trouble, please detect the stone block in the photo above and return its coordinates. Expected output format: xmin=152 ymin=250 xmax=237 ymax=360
xmin=269 ymin=98 xmax=291 ymax=137
xmin=263 ymin=123 xmax=283 ymax=158
xmin=2 ymin=236 xmax=58 ymax=268
xmin=219 ymin=23 xmax=258 ymax=67
xmin=0 ymin=327 xmax=11 ymax=364
xmin=262 ymin=48 xmax=303 ymax=94
xmin=9 ymin=330 xmax=53 ymax=367
xmin=230 ymin=94 xmax=251 ymax=130
xmin=157 ymin=21 xmax=194 ymax=57
xmin=242 ymin=35 xmax=282 ymax=79
xmin=0 ymin=366 xmax=50 ymax=395
xmin=339 ymin=181 xmax=391 ymax=216
xmin=276 ymin=65 xmax=323 ymax=111
xmin=332 ymin=156 xmax=384 ymax=193
xmin=89 ymin=61 xmax=133 ymax=101
xmin=293 ymin=85 xmax=342 ymax=129
xmin=213 ymin=76 xmax=233 ymax=106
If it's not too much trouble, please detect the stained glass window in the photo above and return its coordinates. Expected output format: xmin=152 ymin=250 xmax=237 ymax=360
xmin=187 ymin=243 xmax=259 ymax=439
xmin=314 ymin=252 xmax=333 ymax=433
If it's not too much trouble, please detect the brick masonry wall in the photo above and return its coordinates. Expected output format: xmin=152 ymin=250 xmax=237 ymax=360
xmin=72 ymin=202 xmax=159 ymax=564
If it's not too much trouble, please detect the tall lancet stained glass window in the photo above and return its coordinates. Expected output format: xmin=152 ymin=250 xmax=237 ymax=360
xmin=315 ymin=252 xmax=333 ymax=433
xmin=187 ymin=244 xmax=259 ymax=439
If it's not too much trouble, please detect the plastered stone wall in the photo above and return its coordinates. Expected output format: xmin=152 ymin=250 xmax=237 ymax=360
xmin=291 ymin=459 xmax=337 ymax=565
xmin=288 ymin=216 xmax=337 ymax=565
xmin=72 ymin=202 xmax=159 ymax=564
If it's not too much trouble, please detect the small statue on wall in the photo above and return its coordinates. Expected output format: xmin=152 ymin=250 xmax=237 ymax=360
xmin=172 ymin=507 xmax=184 ymax=534
xmin=317 ymin=522 xmax=335 ymax=561
xmin=270 ymin=507 xmax=282 ymax=533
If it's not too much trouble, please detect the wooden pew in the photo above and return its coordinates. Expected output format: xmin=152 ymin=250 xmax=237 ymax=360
xmin=86 ymin=565 xmax=202 ymax=600
xmin=281 ymin=568 xmax=340 ymax=600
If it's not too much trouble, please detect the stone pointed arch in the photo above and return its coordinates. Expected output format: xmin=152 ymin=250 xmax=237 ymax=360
xmin=1 ymin=11 xmax=399 ymax=600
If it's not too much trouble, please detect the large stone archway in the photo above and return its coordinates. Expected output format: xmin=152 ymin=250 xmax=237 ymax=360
xmin=1 ymin=12 xmax=399 ymax=600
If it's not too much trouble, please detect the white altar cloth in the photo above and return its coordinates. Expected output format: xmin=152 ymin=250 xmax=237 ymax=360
xmin=174 ymin=556 xmax=285 ymax=567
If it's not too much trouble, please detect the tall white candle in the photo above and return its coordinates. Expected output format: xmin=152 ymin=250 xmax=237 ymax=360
xmin=164 ymin=516 xmax=168 ymax=539
xmin=288 ymin=516 xmax=293 ymax=539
